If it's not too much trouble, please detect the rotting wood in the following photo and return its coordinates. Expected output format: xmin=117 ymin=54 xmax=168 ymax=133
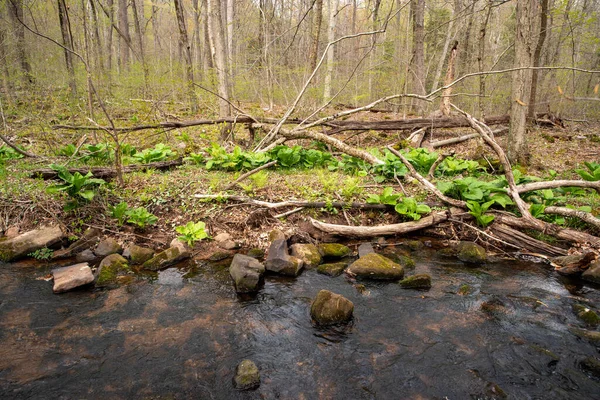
xmin=545 ymin=206 xmax=600 ymax=229
xmin=30 ymin=159 xmax=183 ymax=180
xmin=490 ymin=223 xmax=567 ymax=257
xmin=430 ymin=128 xmax=507 ymax=148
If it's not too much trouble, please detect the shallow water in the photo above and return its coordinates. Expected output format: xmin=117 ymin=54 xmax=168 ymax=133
xmin=1 ymin=245 xmax=599 ymax=399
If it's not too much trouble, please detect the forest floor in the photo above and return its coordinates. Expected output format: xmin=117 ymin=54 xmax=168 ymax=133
xmin=2 ymin=105 xmax=600 ymax=253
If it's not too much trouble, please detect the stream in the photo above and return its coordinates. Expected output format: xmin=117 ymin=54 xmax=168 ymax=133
xmin=0 ymin=242 xmax=599 ymax=399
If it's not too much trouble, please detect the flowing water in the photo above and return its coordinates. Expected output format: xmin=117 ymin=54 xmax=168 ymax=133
xmin=1 ymin=243 xmax=599 ymax=399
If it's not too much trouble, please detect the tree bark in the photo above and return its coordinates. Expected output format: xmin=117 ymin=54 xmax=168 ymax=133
xmin=508 ymin=0 xmax=539 ymax=165
xmin=528 ymin=0 xmax=548 ymax=119
xmin=58 ymin=0 xmax=77 ymax=98
xmin=117 ymin=0 xmax=131 ymax=70
xmin=309 ymin=0 xmax=324 ymax=73
xmin=323 ymin=0 xmax=337 ymax=102
xmin=174 ymin=0 xmax=198 ymax=112
xmin=8 ymin=0 xmax=33 ymax=84
xmin=409 ymin=0 xmax=425 ymax=114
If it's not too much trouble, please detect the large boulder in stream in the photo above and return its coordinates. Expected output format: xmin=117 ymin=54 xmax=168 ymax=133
xmin=52 ymin=263 xmax=94 ymax=293
xmin=347 ymin=253 xmax=404 ymax=280
xmin=96 ymin=254 xmax=130 ymax=287
xmin=265 ymin=239 xmax=304 ymax=276
xmin=229 ymin=254 xmax=265 ymax=293
xmin=290 ymin=244 xmax=322 ymax=269
xmin=0 ymin=225 xmax=63 ymax=262
xmin=142 ymin=239 xmax=191 ymax=271
xmin=233 ymin=359 xmax=260 ymax=390
xmin=456 ymin=241 xmax=487 ymax=264
xmin=310 ymin=289 xmax=354 ymax=326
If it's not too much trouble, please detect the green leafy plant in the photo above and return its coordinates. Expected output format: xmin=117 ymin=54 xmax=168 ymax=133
xmin=82 ymin=143 xmax=112 ymax=163
xmin=272 ymin=145 xmax=302 ymax=168
xmin=394 ymin=197 xmax=431 ymax=220
xmin=404 ymin=148 xmax=439 ymax=174
xmin=340 ymin=176 xmax=363 ymax=200
xmin=126 ymin=207 xmax=158 ymax=228
xmin=28 ymin=247 xmax=53 ymax=261
xmin=57 ymin=143 xmax=77 ymax=157
xmin=530 ymin=203 xmax=546 ymax=218
xmin=437 ymin=156 xmax=482 ymax=176
xmin=575 ymin=161 xmax=600 ymax=181
xmin=437 ymin=177 xmax=512 ymax=207
xmin=367 ymin=187 xmax=401 ymax=205
xmin=370 ymin=150 xmax=409 ymax=183
xmin=108 ymin=201 xmax=130 ymax=225
xmin=47 ymin=164 xmax=106 ymax=202
xmin=175 ymin=221 xmax=209 ymax=247
xmin=0 ymin=145 xmax=24 ymax=161
xmin=466 ymin=200 xmax=495 ymax=227
xmin=133 ymin=143 xmax=175 ymax=163
xmin=184 ymin=152 xmax=206 ymax=165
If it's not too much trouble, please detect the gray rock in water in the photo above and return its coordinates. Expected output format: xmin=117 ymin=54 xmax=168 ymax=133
xmin=290 ymin=243 xmax=322 ymax=269
xmin=399 ymin=274 xmax=431 ymax=289
xmin=265 ymin=239 xmax=304 ymax=276
xmin=347 ymin=253 xmax=404 ymax=280
xmin=229 ymin=254 xmax=265 ymax=293
xmin=52 ymin=263 xmax=94 ymax=293
xmin=142 ymin=239 xmax=191 ymax=271
xmin=317 ymin=262 xmax=348 ymax=277
xmin=123 ymin=244 xmax=155 ymax=265
xmin=456 ymin=241 xmax=487 ymax=264
xmin=95 ymin=238 xmax=122 ymax=257
xmin=233 ymin=359 xmax=260 ymax=390
xmin=358 ymin=243 xmax=375 ymax=258
xmin=76 ymin=249 xmax=96 ymax=263
xmin=310 ymin=289 xmax=354 ymax=326
xmin=583 ymin=260 xmax=600 ymax=283
xmin=581 ymin=357 xmax=600 ymax=379
xmin=0 ymin=225 xmax=64 ymax=262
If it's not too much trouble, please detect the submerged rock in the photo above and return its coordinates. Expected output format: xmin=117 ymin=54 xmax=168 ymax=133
xmin=290 ymin=243 xmax=322 ymax=269
xmin=52 ymin=263 xmax=94 ymax=293
xmin=97 ymin=254 xmax=130 ymax=286
xmin=347 ymin=253 xmax=404 ymax=280
xmin=317 ymin=262 xmax=348 ymax=277
xmin=95 ymin=238 xmax=122 ymax=257
xmin=399 ymin=274 xmax=431 ymax=289
xmin=123 ymin=244 xmax=155 ymax=265
xmin=402 ymin=240 xmax=424 ymax=251
xmin=358 ymin=243 xmax=375 ymax=257
xmin=581 ymin=357 xmax=600 ymax=379
xmin=457 ymin=283 xmax=473 ymax=296
xmin=0 ymin=225 xmax=63 ymax=262
xmin=318 ymin=243 xmax=352 ymax=259
xmin=233 ymin=359 xmax=260 ymax=390
xmin=457 ymin=241 xmax=487 ymax=264
xmin=573 ymin=304 xmax=600 ymax=327
xmin=310 ymin=289 xmax=354 ymax=326
xmin=383 ymin=252 xmax=416 ymax=269
xmin=229 ymin=254 xmax=265 ymax=293
xmin=265 ymin=239 xmax=304 ymax=276
xmin=570 ymin=327 xmax=600 ymax=343
xmin=142 ymin=239 xmax=191 ymax=271
xmin=582 ymin=260 xmax=600 ymax=283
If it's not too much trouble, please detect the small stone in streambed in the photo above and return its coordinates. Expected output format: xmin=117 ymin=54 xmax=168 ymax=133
xmin=96 ymin=254 xmax=130 ymax=286
xmin=317 ymin=262 xmax=348 ymax=277
xmin=456 ymin=241 xmax=487 ymax=264
xmin=233 ymin=360 xmax=260 ymax=390
xmin=569 ymin=327 xmax=600 ymax=343
xmin=123 ymin=244 xmax=154 ymax=265
xmin=213 ymin=232 xmax=232 ymax=243
xmin=582 ymin=260 xmax=600 ymax=283
xmin=480 ymin=297 xmax=506 ymax=315
xmin=310 ymin=289 xmax=354 ymax=326
xmin=76 ymin=249 xmax=96 ymax=263
xmin=347 ymin=253 xmax=404 ymax=280
xmin=383 ymin=252 xmax=416 ymax=269
xmin=208 ymin=251 xmax=233 ymax=262
xmin=290 ymin=243 xmax=322 ymax=269
xmin=457 ymin=283 xmax=473 ymax=296
xmin=142 ymin=239 xmax=191 ymax=271
xmin=218 ymin=239 xmax=240 ymax=250
xmin=401 ymin=240 xmax=424 ymax=251
xmin=399 ymin=274 xmax=431 ymax=289
xmin=573 ymin=304 xmax=600 ymax=327
xmin=265 ymin=239 xmax=304 ymax=276
xmin=246 ymin=248 xmax=265 ymax=260
xmin=581 ymin=357 xmax=600 ymax=379
xmin=229 ymin=254 xmax=265 ymax=294
xmin=95 ymin=238 xmax=123 ymax=257
xmin=52 ymin=263 xmax=94 ymax=293
xmin=318 ymin=243 xmax=352 ymax=258
xmin=0 ymin=225 xmax=64 ymax=262
xmin=358 ymin=243 xmax=375 ymax=257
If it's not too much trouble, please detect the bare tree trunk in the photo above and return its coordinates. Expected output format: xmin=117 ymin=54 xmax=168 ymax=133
xmin=440 ymin=41 xmax=458 ymax=116
xmin=192 ymin=0 xmax=201 ymax=77
xmin=202 ymin=0 xmax=213 ymax=74
xmin=309 ymin=0 xmax=324 ymax=73
xmin=226 ymin=0 xmax=234 ymax=82
xmin=458 ymin=1 xmax=475 ymax=77
xmin=58 ymin=0 xmax=77 ymax=97
xmin=478 ymin=1 xmax=492 ymax=118
xmin=131 ymin=0 xmax=149 ymax=91
xmin=8 ymin=0 xmax=33 ymax=84
xmin=528 ymin=0 xmax=549 ymax=119
xmin=207 ymin=0 xmax=231 ymax=138
xmin=508 ymin=0 xmax=539 ymax=165
xmin=88 ymin=0 xmax=104 ymax=74
xmin=430 ymin=16 xmax=455 ymax=93
xmin=409 ymin=0 xmax=425 ymax=114
xmin=323 ymin=0 xmax=337 ymax=102
xmin=105 ymin=0 xmax=115 ymax=74
xmin=0 ymin=19 xmax=14 ymax=102
xmin=80 ymin=0 xmax=94 ymax=117
xmin=174 ymin=0 xmax=198 ymax=112
xmin=151 ymin=0 xmax=161 ymax=53
xmin=117 ymin=0 xmax=131 ymax=70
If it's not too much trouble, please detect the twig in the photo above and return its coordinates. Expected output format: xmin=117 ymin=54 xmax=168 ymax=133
xmin=223 ymin=161 xmax=277 ymax=191
xmin=273 ymin=207 xmax=304 ymax=219
xmin=427 ymin=152 xmax=453 ymax=180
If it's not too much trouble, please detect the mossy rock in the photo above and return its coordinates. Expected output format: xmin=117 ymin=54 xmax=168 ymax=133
xmin=233 ymin=359 xmax=260 ymax=390
xmin=457 ymin=283 xmax=473 ymax=296
xmin=290 ymin=243 xmax=322 ymax=269
xmin=401 ymin=240 xmax=424 ymax=251
xmin=208 ymin=251 xmax=233 ymax=262
xmin=347 ymin=253 xmax=404 ymax=280
xmin=383 ymin=252 xmax=416 ymax=269
xmin=246 ymin=248 xmax=265 ymax=260
xmin=97 ymin=254 xmax=130 ymax=286
xmin=317 ymin=262 xmax=348 ymax=277
xmin=569 ymin=327 xmax=600 ymax=343
xmin=318 ymin=243 xmax=352 ymax=259
xmin=581 ymin=357 xmax=600 ymax=378
xmin=573 ymin=304 xmax=600 ymax=327
xmin=310 ymin=289 xmax=354 ymax=326
xmin=124 ymin=244 xmax=154 ymax=265
xmin=142 ymin=243 xmax=191 ymax=271
xmin=438 ymin=247 xmax=458 ymax=258
xmin=399 ymin=274 xmax=431 ymax=289
xmin=269 ymin=229 xmax=286 ymax=242
xmin=582 ymin=260 xmax=600 ymax=284
xmin=457 ymin=241 xmax=487 ymax=264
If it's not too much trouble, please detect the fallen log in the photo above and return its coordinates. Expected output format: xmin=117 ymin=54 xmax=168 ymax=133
xmin=30 ymin=159 xmax=183 ymax=180
xmin=490 ymin=224 xmax=567 ymax=257
xmin=326 ymin=115 xmax=510 ymax=132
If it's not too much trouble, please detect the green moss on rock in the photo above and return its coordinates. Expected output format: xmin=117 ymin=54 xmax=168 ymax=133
xmin=290 ymin=244 xmax=322 ymax=268
xmin=310 ymin=289 xmax=354 ymax=326
xmin=457 ymin=241 xmax=487 ymax=264
xmin=573 ymin=304 xmax=600 ymax=327
xmin=347 ymin=253 xmax=404 ymax=280
xmin=399 ymin=274 xmax=431 ymax=289
xmin=457 ymin=284 xmax=473 ymax=296
xmin=317 ymin=262 xmax=348 ymax=277
xmin=318 ymin=243 xmax=352 ymax=258
xmin=233 ymin=359 xmax=260 ymax=390
xmin=97 ymin=254 xmax=129 ymax=286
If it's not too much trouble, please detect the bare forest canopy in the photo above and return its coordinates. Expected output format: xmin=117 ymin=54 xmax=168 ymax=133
xmin=2 ymin=0 xmax=600 ymax=122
